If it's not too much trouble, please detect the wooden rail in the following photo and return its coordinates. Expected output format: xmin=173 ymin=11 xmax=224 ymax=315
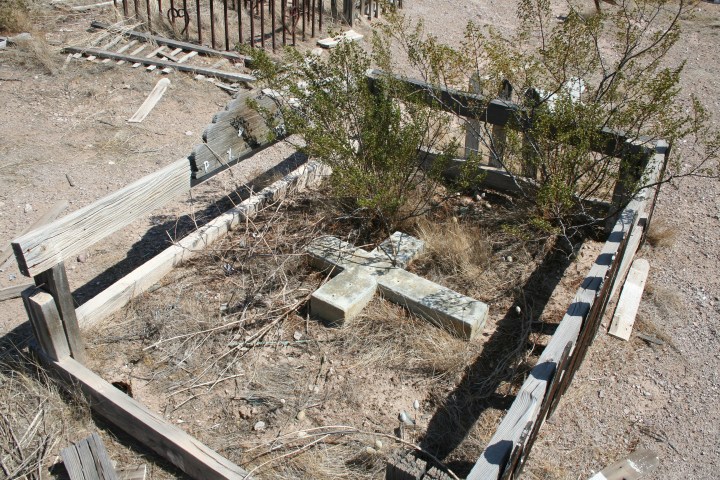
xmin=467 ymin=141 xmax=667 ymax=479
xmin=366 ymin=70 xmax=651 ymax=159
xmin=12 ymin=159 xmax=191 ymax=278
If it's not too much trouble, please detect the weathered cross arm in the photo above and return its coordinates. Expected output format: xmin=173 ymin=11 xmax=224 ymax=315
xmin=307 ymin=233 xmax=488 ymax=339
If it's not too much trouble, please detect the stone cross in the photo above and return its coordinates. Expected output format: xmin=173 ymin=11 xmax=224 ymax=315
xmin=307 ymin=232 xmax=489 ymax=339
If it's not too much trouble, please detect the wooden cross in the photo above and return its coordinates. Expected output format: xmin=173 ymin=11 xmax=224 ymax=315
xmin=307 ymin=232 xmax=488 ymax=339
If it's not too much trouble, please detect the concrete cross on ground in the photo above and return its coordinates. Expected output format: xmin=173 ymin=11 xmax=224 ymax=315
xmin=307 ymin=232 xmax=489 ymax=339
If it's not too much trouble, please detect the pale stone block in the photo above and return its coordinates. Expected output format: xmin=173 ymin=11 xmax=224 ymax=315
xmin=311 ymin=267 xmax=377 ymax=326
xmin=370 ymin=232 xmax=425 ymax=268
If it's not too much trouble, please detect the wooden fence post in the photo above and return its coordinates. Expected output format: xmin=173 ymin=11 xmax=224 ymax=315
xmin=34 ymin=262 xmax=87 ymax=363
xmin=464 ymin=72 xmax=482 ymax=161
xmin=490 ymin=79 xmax=512 ymax=168
xmin=522 ymin=88 xmax=540 ymax=179
xmin=22 ymin=288 xmax=71 ymax=361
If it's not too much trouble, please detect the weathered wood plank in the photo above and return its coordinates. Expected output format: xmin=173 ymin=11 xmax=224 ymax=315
xmin=467 ymin=141 xmax=667 ymax=479
xmin=22 ymin=289 xmax=71 ymax=361
xmin=190 ymin=90 xmax=284 ymax=182
xmin=0 ymin=200 xmax=69 ymax=268
xmin=608 ymin=258 xmax=650 ymax=341
xmin=60 ymin=444 xmax=86 ymax=480
xmin=0 ymin=282 xmax=34 ymax=302
xmin=116 ymin=465 xmax=147 ymax=480
xmin=76 ymin=161 xmax=331 ymax=328
xmin=34 ymin=262 xmax=86 ymax=363
xmin=63 ymin=47 xmax=256 ymax=84
xmin=38 ymin=353 xmax=251 ymax=480
xmin=127 ymin=78 xmax=171 ymax=123
xmin=589 ymin=449 xmax=659 ymax=480
xmin=12 ymin=159 xmax=190 ymax=278
xmin=90 ymin=21 xmax=251 ymax=65
xmin=366 ymin=69 xmax=649 ymax=159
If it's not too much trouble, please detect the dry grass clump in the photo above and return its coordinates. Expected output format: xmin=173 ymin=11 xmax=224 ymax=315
xmin=645 ymin=218 xmax=677 ymax=248
xmin=0 ymin=0 xmax=30 ymax=34
xmin=0 ymin=352 xmax=92 ymax=479
xmin=416 ymin=218 xmax=492 ymax=284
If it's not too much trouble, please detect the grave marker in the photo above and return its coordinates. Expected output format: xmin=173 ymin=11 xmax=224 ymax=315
xmin=308 ymin=232 xmax=488 ymax=339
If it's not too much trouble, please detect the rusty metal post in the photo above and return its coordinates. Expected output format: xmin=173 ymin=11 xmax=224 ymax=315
xmin=223 ymin=0 xmax=230 ymax=50
xmin=249 ymin=0 xmax=255 ymax=47
xmin=318 ymin=0 xmax=322 ymax=31
xmin=281 ymin=0 xmax=286 ymax=45
xmin=238 ymin=0 xmax=243 ymax=44
xmin=122 ymin=0 xmax=128 ymax=16
xmin=134 ymin=0 xmax=139 ymax=19
xmin=146 ymin=0 xmax=152 ymax=30
xmin=291 ymin=2 xmax=295 ymax=46
xmin=209 ymin=0 xmax=216 ymax=48
xmin=271 ymin=0 xmax=276 ymax=51
xmin=301 ymin=0 xmax=305 ymax=40
xmin=260 ymin=0 xmax=265 ymax=48
xmin=158 ymin=0 xmax=162 ymax=12
xmin=311 ymin=0 xmax=315 ymax=37
xmin=169 ymin=0 xmax=175 ymax=23
xmin=196 ymin=0 xmax=203 ymax=44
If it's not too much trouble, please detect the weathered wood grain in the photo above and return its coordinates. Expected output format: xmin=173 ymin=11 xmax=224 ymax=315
xmin=12 ymin=159 xmax=191 ymax=278
xmin=61 ymin=433 xmax=119 ymax=480
xmin=0 ymin=200 xmax=68 ymax=268
xmin=39 ymin=353 xmax=251 ymax=480
xmin=609 ymin=258 xmax=650 ymax=341
xmin=76 ymin=161 xmax=331 ymax=328
xmin=127 ymin=78 xmax=171 ymax=123
xmin=63 ymin=47 xmax=256 ymax=84
xmin=34 ymin=262 xmax=86 ymax=363
xmin=0 ymin=283 xmax=34 ymax=302
xmin=467 ymin=141 xmax=666 ymax=479
xmin=190 ymin=90 xmax=284 ymax=183
xmin=22 ymin=289 xmax=70 ymax=361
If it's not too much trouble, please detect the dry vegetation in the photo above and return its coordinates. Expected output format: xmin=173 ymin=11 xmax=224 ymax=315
xmin=76 ymin=182 xmax=596 ymax=478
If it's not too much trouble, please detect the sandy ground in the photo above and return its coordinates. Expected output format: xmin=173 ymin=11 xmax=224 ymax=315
xmin=1 ymin=0 xmax=719 ymax=479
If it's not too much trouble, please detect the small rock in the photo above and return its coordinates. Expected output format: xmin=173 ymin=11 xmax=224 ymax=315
xmin=253 ymin=421 xmax=266 ymax=431
xmin=293 ymin=330 xmax=303 ymax=341
xmin=413 ymin=399 xmax=420 ymax=410
xmin=296 ymin=410 xmax=306 ymax=421
xmin=515 ymin=306 xmax=522 ymax=314
xmin=374 ymin=439 xmax=383 ymax=450
xmin=77 ymin=253 xmax=87 ymax=263
xmin=9 ymin=32 xmax=33 ymax=44
xmin=238 ymin=405 xmax=252 ymax=419
xmin=8 ymin=274 xmax=16 ymax=281
xmin=506 ymin=255 xmax=513 ymax=263
xmin=185 ymin=130 xmax=193 ymax=136
xmin=24 ymin=203 xmax=32 ymax=213
xmin=65 ymin=173 xmax=76 ymax=187
xmin=108 ymin=161 xmax=115 ymax=165
xmin=365 ymin=447 xmax=377 ymax=455
xmin=398 ymin=410 xmax=415 ymax=426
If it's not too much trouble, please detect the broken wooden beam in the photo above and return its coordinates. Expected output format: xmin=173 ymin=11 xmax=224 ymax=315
xmin=608 ymin=258 xmax=650 ymax=341
xmin=0 ymin=200 xmax=69 ymax=268
xmin=0 ymin=283 xmax=34 ymax=302
xmin=189 ymin=90 xmax=284 ymax=183
xmin=127 ymin=78 xmax=171 ymax=123
xmin=61 ymin=432 xmax=119 ymax=480
xmin=37 ymin=352 xmax=251 ymax=479
xmin=22 ymin=288 xmax=71 ymax=361
xmin=62 ymin=46 xmax=256 ymax=84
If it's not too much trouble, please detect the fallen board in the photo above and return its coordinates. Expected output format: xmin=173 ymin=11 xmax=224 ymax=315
xmin=589 ymin=449 xmax=659 ymax=480
xmin=62 ymin=47 xmax=256 ymax=84
xmin=608 ymin=258 xmax=650 ymax=340
xmin=127 ymin=78 xmax=171 ymax=123
xmin=38 ymin=352 xmax=251 ymax=480
xmin=61 ymin=432 xmax=119 ymax=480
xmin=189 ymin=90 xmax=285 ymax=182
xmin=12 ymin=159 xmax=191 ymax=277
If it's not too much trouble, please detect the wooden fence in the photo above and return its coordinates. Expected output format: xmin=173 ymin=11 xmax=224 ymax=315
xmin=11 ymin=72 xmax=667 ymax=479
xmin=368 ymin=72 xmax=668 ymax=479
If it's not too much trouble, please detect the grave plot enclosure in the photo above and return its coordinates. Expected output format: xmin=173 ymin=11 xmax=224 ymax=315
xmin=11 ymin=68 xmax=666 ymax=479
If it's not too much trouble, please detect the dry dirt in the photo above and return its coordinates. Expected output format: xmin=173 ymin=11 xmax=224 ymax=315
xmin=1 ymin=1 xmax=719 ymax=479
